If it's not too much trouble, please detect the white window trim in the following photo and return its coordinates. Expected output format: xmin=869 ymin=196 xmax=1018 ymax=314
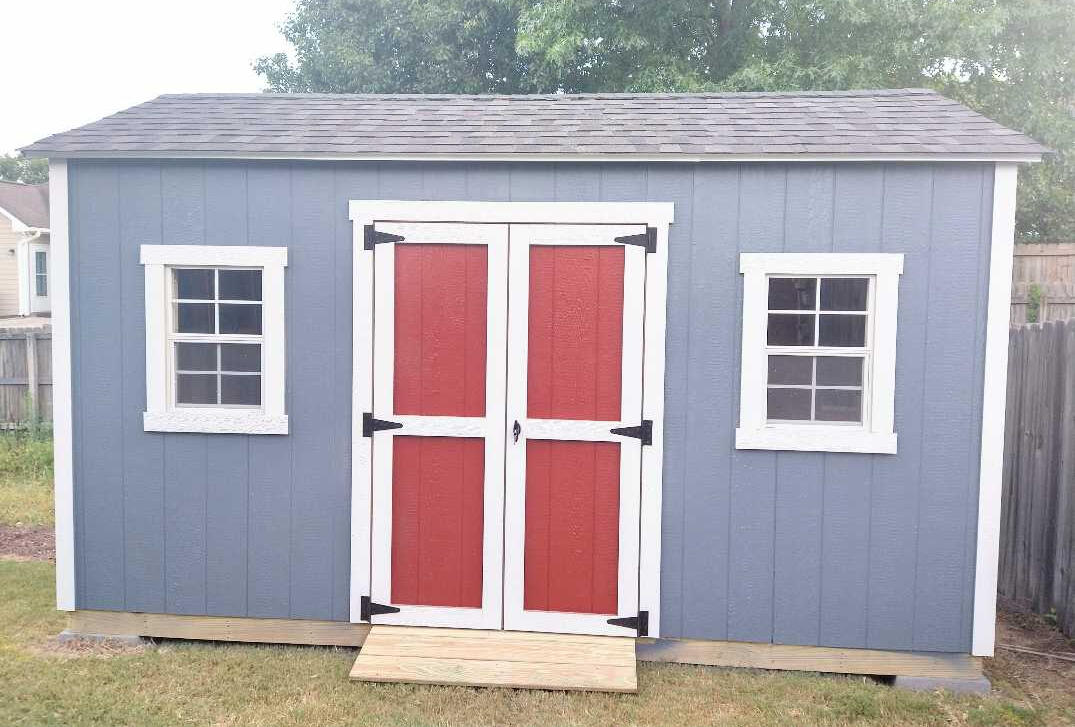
xmin=140 ymin=245 xmax=288 ymax=435
xmin=736 ymin=253 xmax=903 ymax=455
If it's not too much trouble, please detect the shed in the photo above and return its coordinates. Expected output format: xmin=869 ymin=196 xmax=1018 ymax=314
xmin=23 ymin=89 xmax=1045 ymax=691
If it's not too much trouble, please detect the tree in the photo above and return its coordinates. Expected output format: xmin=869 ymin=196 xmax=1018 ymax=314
xmin=257 ymin=0 xmax=1075 ymax=241
xmin=0 ymin=155 xmax=48 ymax=185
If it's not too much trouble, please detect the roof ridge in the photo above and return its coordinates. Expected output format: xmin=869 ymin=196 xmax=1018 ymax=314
xmin=155 ymin=88 xmax=939 ymax=101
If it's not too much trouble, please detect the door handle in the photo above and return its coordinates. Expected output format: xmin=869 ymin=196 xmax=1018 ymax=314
xmin=512 ymin=420 xmax=521 ymax=444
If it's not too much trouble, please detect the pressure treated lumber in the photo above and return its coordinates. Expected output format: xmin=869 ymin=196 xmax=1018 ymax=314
xmin=350 ymin=625 xmax=637 ymax=692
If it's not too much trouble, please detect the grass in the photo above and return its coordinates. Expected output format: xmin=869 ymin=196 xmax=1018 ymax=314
xmin=1 ymin=433 xmax=1072 ymax=726
xmin=0 ymin=429 xmax=53 ymax=527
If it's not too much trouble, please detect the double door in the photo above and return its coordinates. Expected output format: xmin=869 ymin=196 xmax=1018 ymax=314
xmin=365 ymin=222 xmax=649 ymax=636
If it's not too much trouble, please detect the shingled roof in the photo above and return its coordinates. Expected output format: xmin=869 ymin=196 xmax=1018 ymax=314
xmin=0 ymin=181 xmax=49 ymax=229
xmin=22 ymin=89 xmax=1046 ymax=161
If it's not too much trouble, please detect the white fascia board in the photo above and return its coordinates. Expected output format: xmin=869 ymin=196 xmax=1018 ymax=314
xmin=349 ymin=200 xmax=675 ymax=227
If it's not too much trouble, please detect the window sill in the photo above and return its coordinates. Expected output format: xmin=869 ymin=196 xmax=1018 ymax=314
xmin=144 ymin=410 xmax=289 ymax=435
xmin=735 ymin=426 xmax=896 ymax=454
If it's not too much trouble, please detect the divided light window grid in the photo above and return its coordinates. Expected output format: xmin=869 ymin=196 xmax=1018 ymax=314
xmin=765 ymin=276 xmax=871 ymax=424
xmin=171 ymin=267 xmax=263 ymax=407
xmin=34 ymin=251 xmax=47 ymax=297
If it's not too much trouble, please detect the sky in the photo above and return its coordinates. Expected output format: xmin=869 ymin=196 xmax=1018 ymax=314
xmin=3 ymin=0 xmax=296 ymax=153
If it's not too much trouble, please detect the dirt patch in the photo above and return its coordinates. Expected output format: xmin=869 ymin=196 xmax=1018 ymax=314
xmin=32 ymin=635 xmax=147 ymax=660
xmin=0 ymin=524 xmax=54 ymax=561
xmin=986 ymin=609 xmax=1075 ymax=704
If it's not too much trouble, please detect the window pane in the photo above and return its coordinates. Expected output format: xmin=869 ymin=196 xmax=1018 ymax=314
xmin=768 ymin=278 xmax=816 ymax=310
xmin=219 ymin=304 xmax=262 ymax=335
xmin=35 ymin=251 xmax=46 ymax=275
xmin=816 ymin=356 xmax=863 ymax=386
xmin=221 ymin=374 xmax=261 ymax=405
xmin=176 ymin=303 xmax=215 ymax=333
xmin=176 ymin=342 xmax=216 ymax=371
xmin=768 ymin=355 xmax=813 ymax=385
xmin=175 ymin=269 xmax=214 ymax=300
xmin=177 ymin=374 xmax=217 ymax=405
xmin=820 ymin=278 xmax=868 ymax=311
xmin=35 ymin=274 xmax=47 ymax=297
xmin=767 ymin=314 xmax=815 ymax=346
xmin=221 ymin=343 xmax=261 ymax=372
xmin=815 ymin=389 xmax=862 ymax=422
xmin=818 ymin=314 xmax=866 ymax=347
xmin=219 ymin=269 xmax=262 ymax=301
xmin=767 ymin=388 xmax=812 ymax=420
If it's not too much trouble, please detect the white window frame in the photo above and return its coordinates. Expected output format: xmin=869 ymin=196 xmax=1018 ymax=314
xmin=736 ymin=253 xmax=903 ymax=454
xmin=140 ymin=245 xmax=288 ymax=435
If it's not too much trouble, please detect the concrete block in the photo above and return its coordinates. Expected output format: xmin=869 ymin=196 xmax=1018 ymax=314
xmin=893 ymin=675 xmax=991 ymax=694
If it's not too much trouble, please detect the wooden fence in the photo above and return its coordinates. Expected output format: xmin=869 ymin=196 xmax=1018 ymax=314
xmin=999 ymin=319 xmax=1075 ymax=637
xmin=0 ymin=327 xmax=52 ymax=427
xmin=1011 ymin=243 xmax=1075 ymax=324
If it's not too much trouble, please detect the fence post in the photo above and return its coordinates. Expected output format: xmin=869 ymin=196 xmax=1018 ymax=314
xmin=25 ymin=331 xmax=38 ymax=423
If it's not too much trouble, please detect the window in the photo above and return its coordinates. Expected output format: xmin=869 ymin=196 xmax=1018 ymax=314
xmin=34 ymin=250 xmax=47 ymax=297
xmin=141 ymin=245 xmax=287 ymax=434
xmin=736 ymin=253 xmax=903 ymax=454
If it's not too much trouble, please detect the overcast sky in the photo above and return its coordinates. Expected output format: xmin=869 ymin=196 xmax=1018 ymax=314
xmin=3 ymin=0 xmax=296 ymax=153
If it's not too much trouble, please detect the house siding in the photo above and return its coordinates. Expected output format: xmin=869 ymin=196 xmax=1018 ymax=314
xmin=68 ymin=159 xmax=991 ymax=652
xmin=0 ymin=217 xmax=22 ymax=316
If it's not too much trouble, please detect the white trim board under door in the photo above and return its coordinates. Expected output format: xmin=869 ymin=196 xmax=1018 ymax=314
xmin=367 ymin=222 xmax=508 ymax=630
xmin=503 ymin=223 xmax=647 ymax=636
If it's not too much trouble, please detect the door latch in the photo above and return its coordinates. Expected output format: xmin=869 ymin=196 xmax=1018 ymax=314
xmin=512 ymin=420 xmax=521 ymax=444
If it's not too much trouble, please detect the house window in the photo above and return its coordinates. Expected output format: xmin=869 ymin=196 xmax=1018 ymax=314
xmin=736 ymin=253 xmax=903 ymax=454
xmin=34 ymin=251 xmax=47 ymax=297
xmin=141 ymin=245 xmax=287 ymax=434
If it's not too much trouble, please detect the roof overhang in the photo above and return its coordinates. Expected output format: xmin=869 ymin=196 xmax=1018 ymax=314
xmin=0 ymin=204 xmax=49 ymax=233
xmin=23 ymin=150 xmax=1044 ymax=164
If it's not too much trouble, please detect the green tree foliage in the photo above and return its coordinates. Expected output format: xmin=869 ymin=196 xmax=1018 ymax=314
xmin=0 ymin=155 xmax=48 ymax=185
xmin=257 ymin=0 xmax=1075 ymax=241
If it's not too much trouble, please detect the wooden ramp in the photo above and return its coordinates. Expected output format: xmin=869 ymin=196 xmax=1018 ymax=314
xmin=349 ymin=626 xmax=637 ymax=692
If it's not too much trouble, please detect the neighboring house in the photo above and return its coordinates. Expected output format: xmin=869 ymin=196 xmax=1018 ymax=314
xmin=23 ymin=90 xmax=1045 ymax=692
xmin=0 ymin=180 xmax=50 ymax=317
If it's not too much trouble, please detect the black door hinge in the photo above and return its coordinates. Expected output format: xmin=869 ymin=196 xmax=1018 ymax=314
xmin=364 ymin=224 xmax=405 ymax=251
xmin=360 ymin=595 xmax=401 ymax=622
xmin=610 ymin=419 xmax=653 ymax=446
xmin=608 ymin=610 xmax=649 ymax=636
xmin=614 ymin=227 xmax=657 ymax=254
xmin=362 ymin=412 xmax=403 ymax=437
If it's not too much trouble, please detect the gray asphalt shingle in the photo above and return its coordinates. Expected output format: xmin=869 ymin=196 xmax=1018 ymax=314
xmin=22 ymin=89 xmax=1046 ymax=159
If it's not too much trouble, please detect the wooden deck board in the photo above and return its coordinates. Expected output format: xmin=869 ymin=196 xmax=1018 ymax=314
xmin=350 ymin=625 xmax=637 ymax=692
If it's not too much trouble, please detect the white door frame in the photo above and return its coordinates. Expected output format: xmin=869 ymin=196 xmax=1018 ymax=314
xmin=349 ymin=200 xmax=674 ymax=637
xmin=503 ymin=223 xmax=646 ymax=636
xmin=367 ymin=222 xmax=508 ymax=629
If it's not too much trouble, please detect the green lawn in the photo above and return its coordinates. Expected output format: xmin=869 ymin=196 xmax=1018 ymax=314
xmin=0 ymin=430 xmax=53 ymax=527
xmin=1 ymin=432 xmax=1072 ymax=726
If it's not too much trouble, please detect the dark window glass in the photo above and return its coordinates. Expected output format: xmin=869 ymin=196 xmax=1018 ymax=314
xmin=175 ymin=269 xmax=214 ymax=300
xmin=815 ymin=356 xmax=863 ymax=386
xmin=815 ymin=389 xmax=862 ymax=422
xmin=176 ymin=342 xmax=216 ymax=371
xmin=221 ymin=343 xmax=261 ymax=372
xmin=768 ymin=278 xmax=816 ymax=310
xmin=767 ymin=388 xmax=812 ymax=420
xmin=818 ymin=314 xmax=866 ymax=347
xmin=221 ymin=375 xmax=261 ymax=405
xmin=219 ymin=270 xmax=262 ymax=301
xmin=176 ymin=303 xmax=215 ymax=333
xmin=767 ymin=314 xmax=815 ymax=346
xmin=219 ymin=304 xmax=262 ymax=335
xmin=767 ymin=355 xmax=813 ymax=385
xmin=820 ymin=278 xmax=869 ymax=311
xmin=177 ymin=374 xmax=217 ymax=405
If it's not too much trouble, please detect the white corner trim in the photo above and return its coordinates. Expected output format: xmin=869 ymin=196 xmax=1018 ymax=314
xmin=49 ymin=160 xmax=75 ymax=611
xmin=349 ymin=200 xmax=675 ymax=226
xmin=972 ymin=163 xmax=1018 ymax=657
xmin=141 ymin=244 xmax=289 ymax=435
xmin=139 ymin=244 xmax=287 ymax=268
xmin=736 ymin=252 xmax=904 ymax=455
xmin=143 ymin=410 xmax=288 ymax=434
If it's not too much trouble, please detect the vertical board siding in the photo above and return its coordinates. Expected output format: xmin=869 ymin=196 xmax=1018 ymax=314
xmin=70 ymin=160 xmax=989 ymax=652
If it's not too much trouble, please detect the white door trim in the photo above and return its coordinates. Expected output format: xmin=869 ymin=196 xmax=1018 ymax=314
xmin=503 ymin=224 xmax=646 ymax=636
xmin=367 ymin=222 xmax=507 ymax=630
xmin=349 ymin=201 xmax=673 ymax=637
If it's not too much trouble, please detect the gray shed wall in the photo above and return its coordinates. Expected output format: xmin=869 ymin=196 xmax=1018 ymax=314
xmin=68 ymin=160 xmax=992 ymax=652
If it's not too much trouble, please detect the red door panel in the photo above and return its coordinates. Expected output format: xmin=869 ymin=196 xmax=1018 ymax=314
xmin=523 ymin=439 xmax=620 ymax=615
xmin=391 ymin=436 xmax=485 ymax=608
xmin=527 ymin=246 xmax=624 ymax=421
xmin=394 ymin=244 xmax=488 ymax=417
